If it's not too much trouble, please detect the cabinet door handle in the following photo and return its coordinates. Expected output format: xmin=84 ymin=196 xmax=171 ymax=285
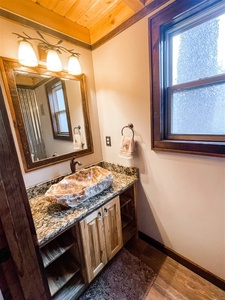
xmin=104 ymin=207 xmax=108 ymax=216
xmin=98 ymin=211 xmax=102 ymax=219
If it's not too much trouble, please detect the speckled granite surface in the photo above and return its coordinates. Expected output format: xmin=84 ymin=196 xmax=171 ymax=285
xmin=28 ymin=162 xmax=138 ymax=247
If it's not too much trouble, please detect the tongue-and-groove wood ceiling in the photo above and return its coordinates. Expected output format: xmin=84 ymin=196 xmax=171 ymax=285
xmin=0 ymin=0 xmax=171 ymax=48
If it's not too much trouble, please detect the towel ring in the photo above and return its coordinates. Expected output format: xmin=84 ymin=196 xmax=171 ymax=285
xmin=121 ymin=123 xmax=134 ymax=138
xmin=73 ymin=125 xmax=81 ymax=134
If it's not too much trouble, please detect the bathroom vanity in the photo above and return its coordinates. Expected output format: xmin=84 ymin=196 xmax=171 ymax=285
xmin=28 ymin=162 xmax=138 ymax=299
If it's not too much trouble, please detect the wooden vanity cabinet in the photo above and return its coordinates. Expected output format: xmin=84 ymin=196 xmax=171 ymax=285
xmin=79 ymin=196 xmax=123 ymax=283
xmin=39 ymin=224 xmax=87 ymax=300
xmin=39 ymin=183 xmax=137 ymax=298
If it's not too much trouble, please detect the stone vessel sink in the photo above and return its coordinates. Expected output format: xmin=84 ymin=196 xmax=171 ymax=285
xmin=45 ymin=166 xmax=113 ymax=207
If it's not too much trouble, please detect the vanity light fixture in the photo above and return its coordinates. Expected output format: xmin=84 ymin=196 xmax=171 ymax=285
xmin=18 ymin=40 xmax=38 ymax=67
xmin=68 ymin=54 xmax=82 ymax=75
xmin=13 ymin=31 xmax=82 ymax=74
xmin=46 ymin=49 xmax=62 ymax=72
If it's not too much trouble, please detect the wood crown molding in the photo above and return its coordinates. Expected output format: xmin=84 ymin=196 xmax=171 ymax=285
xmin=0 ymin=0 xmax=90 ymax=44
xmin=0 ymin=0 xmax=174 ymax=50
xmin=0 ymin=9 xmax=92 ymax=50
xmin=92 ymin=0 xmax=175 ymax=49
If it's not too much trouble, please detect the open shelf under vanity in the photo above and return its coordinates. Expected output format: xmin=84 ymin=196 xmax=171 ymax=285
xmin=119 ymin=185 xmax=137 ymax=244
xmin=39 ymin=225 xmax=86 ymax=300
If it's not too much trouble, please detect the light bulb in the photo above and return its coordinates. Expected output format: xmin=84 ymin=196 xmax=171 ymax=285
xmin=18 ymin=40 xmax=38 ymax=67
xmin=68 ymin=55 xmax=82 ymax=75
xmin=46 ymin=50 xmax=62 ymax=72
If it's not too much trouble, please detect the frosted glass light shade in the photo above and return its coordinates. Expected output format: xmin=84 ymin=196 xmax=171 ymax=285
xmin=46 ymin=50 xmax=62 ymax=72
xmin=18 ymin=41 xmax=38 ymax=67
xmin=68 ymin=55 xmax=82 ymax=75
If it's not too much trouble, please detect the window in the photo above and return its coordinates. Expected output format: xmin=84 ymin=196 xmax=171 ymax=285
xmin=45 ymin=78 xmax=73 ymax=141
xmin=150 ymin=0 xmax=225 ymax=157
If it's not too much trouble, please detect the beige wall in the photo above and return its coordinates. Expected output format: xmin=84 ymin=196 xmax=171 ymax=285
xmin=0 ymin=18 xmax=102 ymax=187
xmin=92 ymin=13 xmax=225 ymax=280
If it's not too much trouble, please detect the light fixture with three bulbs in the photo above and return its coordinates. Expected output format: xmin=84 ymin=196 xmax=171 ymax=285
xmin=13 ymin=31 xmax=82 ymax=75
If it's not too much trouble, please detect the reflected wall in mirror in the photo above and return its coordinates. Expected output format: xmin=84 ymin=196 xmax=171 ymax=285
xmin=1 ymin=58 xmax=93 ymax=172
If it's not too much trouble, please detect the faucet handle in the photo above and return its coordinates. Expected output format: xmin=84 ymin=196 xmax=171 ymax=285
xmin=77 ymin=161 xmax=82 ymax=166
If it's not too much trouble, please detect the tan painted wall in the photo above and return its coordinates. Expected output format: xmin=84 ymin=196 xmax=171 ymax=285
xmin=92 ymin=13 xmax=225 ymax=280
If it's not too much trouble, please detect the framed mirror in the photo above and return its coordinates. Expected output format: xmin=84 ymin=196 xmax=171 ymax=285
xmin=1 ymin=58 xmax=93 ymax=172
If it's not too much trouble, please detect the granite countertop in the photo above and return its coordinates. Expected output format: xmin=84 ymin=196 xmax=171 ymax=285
xmin=28 ymin=162 xmax=138 ymax=247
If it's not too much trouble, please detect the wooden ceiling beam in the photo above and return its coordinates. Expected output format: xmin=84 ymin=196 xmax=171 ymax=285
xmin=76 ymin=0 xmax=119 ymax=29
xmin=121 ymin=0 xmax=144 ymax=12
xmin=90 ymin=2 xmax=133 ymax=44
xmin=0 ymin=0 xmax=91 ymax=44
xmin=65 ymin=0 xmax=96 ymax=23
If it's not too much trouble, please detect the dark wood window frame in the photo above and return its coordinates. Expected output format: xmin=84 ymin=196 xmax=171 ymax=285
xmin=150 ymin=0 xmax=225 ymax=157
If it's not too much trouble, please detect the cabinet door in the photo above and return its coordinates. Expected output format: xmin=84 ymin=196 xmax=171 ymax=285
xmin=79 ymin=208 xmax=107 ymax=283
xmin=103 ymin=196 xmax=122 ymax=260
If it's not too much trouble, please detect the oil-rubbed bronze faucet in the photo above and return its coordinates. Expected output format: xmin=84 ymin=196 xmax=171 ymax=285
xmin=70 ymin=158 xmax=82 ymax=173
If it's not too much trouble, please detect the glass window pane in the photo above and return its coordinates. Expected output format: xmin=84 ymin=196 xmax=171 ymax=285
xmin=57 ymin=112 xmax=69 ymax=133
xmin=55 ymin=89 xmax=65 ymax=110
xmin=171 ymin=83 xmax=225 ymax=135
xmin=172 ymin=14 xmax=225 ymax=85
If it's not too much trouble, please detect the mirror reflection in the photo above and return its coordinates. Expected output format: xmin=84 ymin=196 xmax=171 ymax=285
xmin=15 ymin=72 xmax=87 ymax=161
xmin=1 ymin=58 xmax=93 ymax=172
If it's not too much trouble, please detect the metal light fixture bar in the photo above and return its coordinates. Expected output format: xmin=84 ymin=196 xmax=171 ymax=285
xmin=13 ymin=31 xmax=82 ymax=74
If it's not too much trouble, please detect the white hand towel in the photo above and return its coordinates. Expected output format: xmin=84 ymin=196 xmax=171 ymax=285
xmin=119 ymin=136 xmax=135 ymax=159
xmin=73 ymin=132 xmax=83 ymax=150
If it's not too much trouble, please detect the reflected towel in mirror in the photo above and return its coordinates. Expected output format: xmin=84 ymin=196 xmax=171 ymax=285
xmin=73 ymin=131 xmax=83 ymax=150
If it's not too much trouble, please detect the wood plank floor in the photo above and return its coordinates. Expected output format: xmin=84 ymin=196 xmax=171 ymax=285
xmin=125 ymin=238 xmax=225 ymax=300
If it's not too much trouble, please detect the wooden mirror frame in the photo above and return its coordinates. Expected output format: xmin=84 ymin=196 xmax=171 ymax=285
xmin=0 ymin=57 xmax=93 ymax=172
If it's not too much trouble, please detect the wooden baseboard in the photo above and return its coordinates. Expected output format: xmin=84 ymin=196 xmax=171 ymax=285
xmin=138 ymin=231 xmax=225 ymax=291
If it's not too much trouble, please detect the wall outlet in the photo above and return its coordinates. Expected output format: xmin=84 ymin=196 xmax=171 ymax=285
xmin=106 ymin=136 xmax=111 ymax=146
